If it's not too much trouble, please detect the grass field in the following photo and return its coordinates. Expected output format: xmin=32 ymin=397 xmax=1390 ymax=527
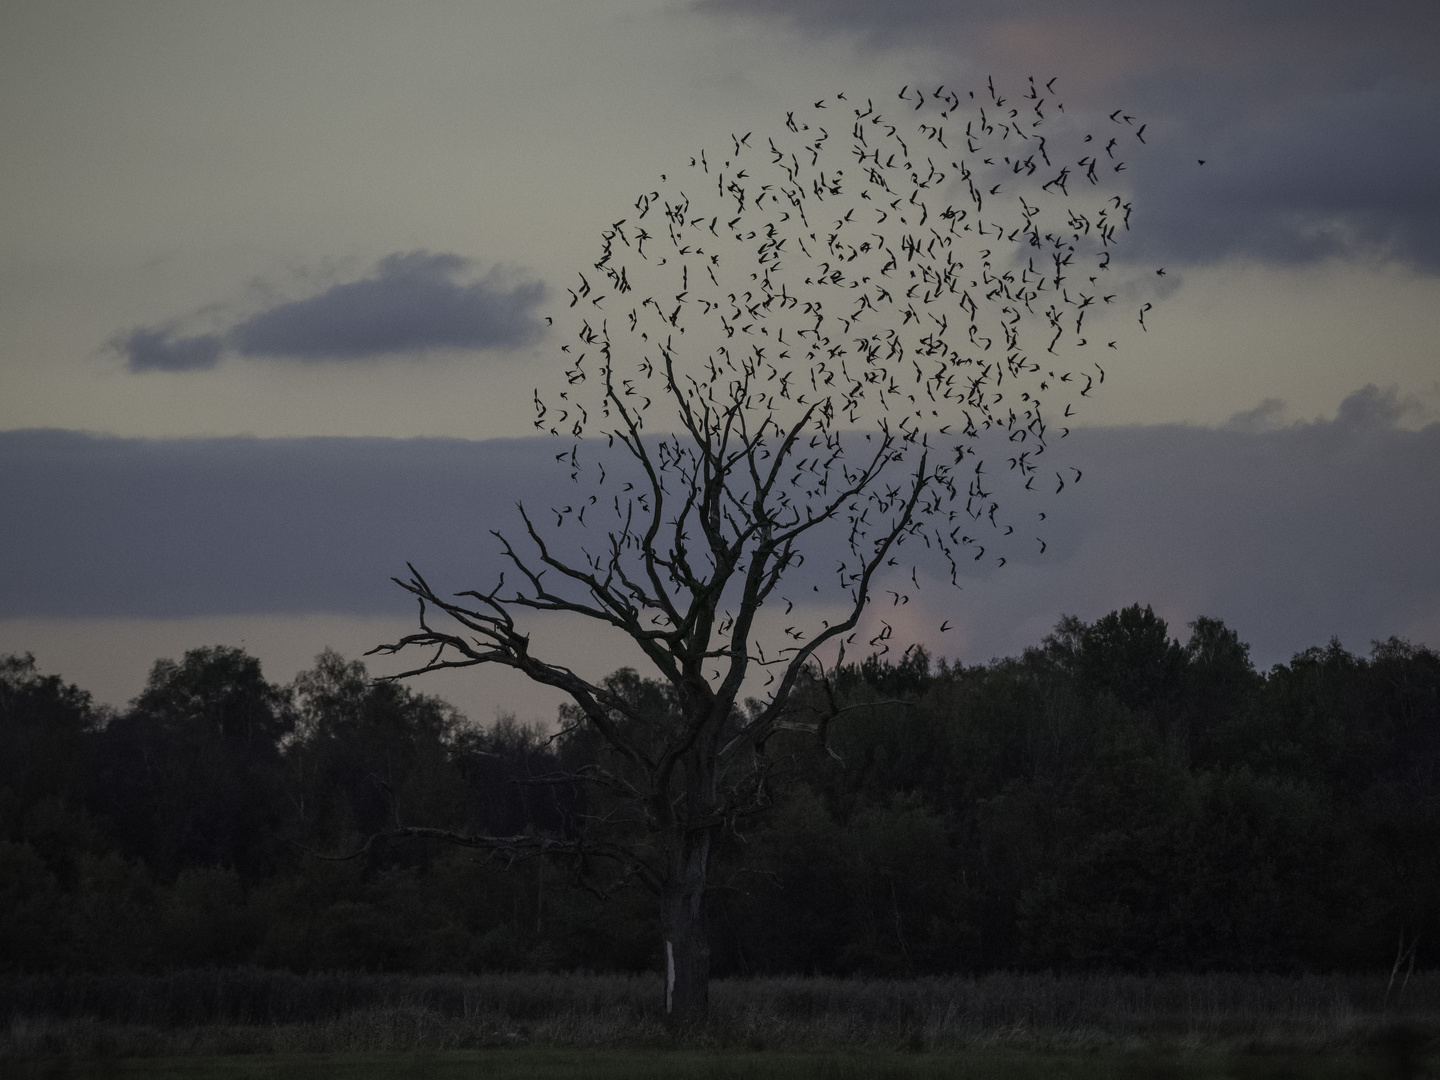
xmin=0 ymin=1046 xmax=1415 ymax=1080
xmin=3 ymin=971 xmax=1434 ymax=1077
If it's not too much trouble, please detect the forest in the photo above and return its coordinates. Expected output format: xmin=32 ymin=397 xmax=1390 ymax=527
xmin=4 ymin=605 xmax=1438 ymax=979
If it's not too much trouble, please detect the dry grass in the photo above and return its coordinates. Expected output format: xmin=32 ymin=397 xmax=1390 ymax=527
xmin=2 ymin=969 xmax=1436 ymax=1059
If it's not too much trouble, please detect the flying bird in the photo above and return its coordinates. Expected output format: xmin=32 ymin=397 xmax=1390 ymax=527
xmin=530 ymin=77 xmax=1162 ymax=685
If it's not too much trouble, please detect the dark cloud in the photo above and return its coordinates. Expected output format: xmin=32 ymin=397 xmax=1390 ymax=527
xmin=230 ymin=251 xmax=546 ymax=359
xmin=1130 ymin=86 xmax=1440 ymax=270
xmin=0 ymin=431 xmax=541 ymax=617
xmin=1035 ymin=388 xmax=1440 ymax=662
xmin=1223 ymin=398 xmax=1287 ymax=433
xmin=699 ymin=0 xmax=1438 ymax=68
xmin=112 ymin=252 xmax=547 ymax=372
xmin=3 ymin=390 xmax=1437 ymax=667
xmin=114 ymin=326 xmax=225 ymax=373
xmin=1331 ymin=383 xmax=1424 ymax=430
xmin=699 ymin=0 xmax=1440 ymax=272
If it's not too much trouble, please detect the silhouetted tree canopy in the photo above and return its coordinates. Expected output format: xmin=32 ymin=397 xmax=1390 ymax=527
xmin=3 ymin=608 xmax=1439 ymax=977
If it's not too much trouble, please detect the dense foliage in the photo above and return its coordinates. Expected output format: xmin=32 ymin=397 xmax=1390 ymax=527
xmin=3 ymin=606 xmax=1437 ymax=976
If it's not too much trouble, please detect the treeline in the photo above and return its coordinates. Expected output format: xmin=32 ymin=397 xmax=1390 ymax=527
xmin=3 ymin=606 xmax=1438 ymax=976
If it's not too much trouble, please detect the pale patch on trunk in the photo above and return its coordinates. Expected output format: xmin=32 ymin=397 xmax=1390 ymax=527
xmin=665 ymin=939 xmax=675 ymax=1014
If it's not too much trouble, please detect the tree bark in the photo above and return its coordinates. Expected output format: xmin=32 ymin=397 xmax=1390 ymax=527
xmin=660 ymin=832 xmax=711 ymax=1025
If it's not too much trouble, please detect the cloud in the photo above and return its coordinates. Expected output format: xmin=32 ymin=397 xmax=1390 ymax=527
xmin=1223 ymin=397 xmax=1287 ymax=433
xmin=1331 ymin=382 xmax=1423 ymax=430
xmin=3 ymin=388 xmax=1437 ymax=668
xmin=698 ymin=0 xmax=1440 ymax=273
xmin=114 ymin=326 xmax=225 ymax=373
xmin=112 ymin=251 xmax=547 ymax=372
xmin=1130 ymin=86 xmax=1440 ymax=271
xmin=229 ymin=252 xmax=546 ymax=359
xmin=0 ymin=431 xmax=543 ymax=616
xmin=698 ymin=0 xmax=1438 ymax=73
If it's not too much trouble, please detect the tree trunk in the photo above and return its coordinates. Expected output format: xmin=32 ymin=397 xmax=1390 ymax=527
xmin=660 ymin=834 xmax=711 ymax=1025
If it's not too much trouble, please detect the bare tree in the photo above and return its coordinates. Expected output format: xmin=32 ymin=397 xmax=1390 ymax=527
xmin=368 ymin=80 xmax=1157 ymax=1022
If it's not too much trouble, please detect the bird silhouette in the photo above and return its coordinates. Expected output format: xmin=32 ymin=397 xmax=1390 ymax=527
xmin=531 ymin=77 xmax=1163 ymax=681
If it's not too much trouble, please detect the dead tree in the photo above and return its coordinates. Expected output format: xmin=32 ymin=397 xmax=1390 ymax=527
xmin=368 ymin=80 xmax=1156 ymax=1022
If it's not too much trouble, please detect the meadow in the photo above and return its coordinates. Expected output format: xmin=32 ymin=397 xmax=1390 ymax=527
xmin=2 ymin=969 xmax=1435 ymax=1077
xmin=0 ymin=1046 xmax=1409 ymax=1079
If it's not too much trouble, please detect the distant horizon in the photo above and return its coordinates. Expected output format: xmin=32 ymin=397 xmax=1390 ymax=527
xmin=6 ymin=600 xmax=1433 ymax=718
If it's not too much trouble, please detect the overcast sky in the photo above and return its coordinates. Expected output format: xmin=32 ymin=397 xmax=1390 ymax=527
xmin=2 ymin=1 xmax=1436 ymax=723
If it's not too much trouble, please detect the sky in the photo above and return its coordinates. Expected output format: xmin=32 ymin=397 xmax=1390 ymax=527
xmin=2 ymin=0 xmax=1437 ymax=725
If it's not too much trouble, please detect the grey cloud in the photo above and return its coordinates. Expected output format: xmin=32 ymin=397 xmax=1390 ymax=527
xmin=1331 ymin=383 xmax=1423 ymax=430
xmin=1130 ymin=86 xmax=1440 ymax=270
xmin=0 ymin=431 xmax=543 ymax=617
xmin=3 ymin=388 xmax=1437 ymax=668
xmin=230 ymin=251 xmax=546 ymax=359
xmin=699 ymin=0 xmax=1440 ymax=273
xmin=112 ymin=252 xmax=547 ymax=372
xmin=1224 ymin=398 xmax=1286 ymax=433
xmin=699 ymin=0 xmax=1438 ymax=58
xmin=1028 ymin=387 xmax=1440 ymax=663
xmin=114 ymin=326 xmax=225 ymax=373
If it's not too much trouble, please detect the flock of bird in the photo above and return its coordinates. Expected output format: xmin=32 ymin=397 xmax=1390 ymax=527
xmin=530 ymin=78 xmax=1159 ymax=666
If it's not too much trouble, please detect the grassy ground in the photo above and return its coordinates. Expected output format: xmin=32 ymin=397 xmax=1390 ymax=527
xmin=3 ymin=971 xmax=1435 ymax=1076
xmin=0 ymin=1046 xmax=1414 ymax=1080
